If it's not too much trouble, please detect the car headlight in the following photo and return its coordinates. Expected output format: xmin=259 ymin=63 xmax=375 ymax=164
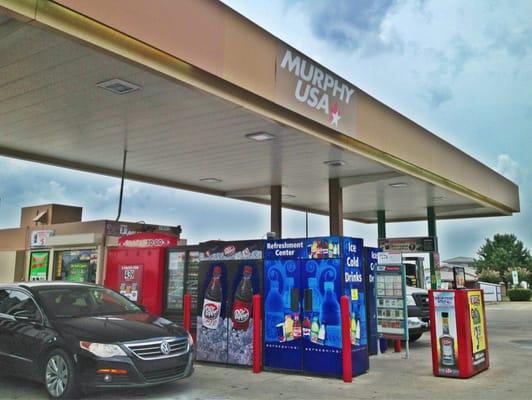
xmin=406 ymin=295 xmax=416 ymax=306
xmin=80 ymin=341 xmax=127 ymax=358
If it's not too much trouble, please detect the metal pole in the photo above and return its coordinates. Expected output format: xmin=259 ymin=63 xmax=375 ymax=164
xmin=116 ymin=148 xmax=128 ymax=221
xmin=427 ymin=206 xmax=437 ymax=289
xmin=305 ymin=210 xmax=309 ymax=238
xmin=377 ymin=210 xmax=386 ymax=239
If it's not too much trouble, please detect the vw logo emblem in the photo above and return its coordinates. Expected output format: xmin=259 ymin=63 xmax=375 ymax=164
xmin=160 ymin=341 xmax=171 ymax=355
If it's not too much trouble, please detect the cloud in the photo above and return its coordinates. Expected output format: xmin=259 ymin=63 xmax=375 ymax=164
xmin=296 ymin=0 xmax=403 ymax=55
xmin=486 ymin=25 xmax=532 ymax=59
xmin=495 ymin=154 xmax=520 ymax=183
xmin=426 ymin=85 xmax=453 ymax=107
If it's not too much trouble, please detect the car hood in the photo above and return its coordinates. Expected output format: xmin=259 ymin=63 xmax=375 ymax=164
xmin=53 ymin=313 xmax=186 ymax=343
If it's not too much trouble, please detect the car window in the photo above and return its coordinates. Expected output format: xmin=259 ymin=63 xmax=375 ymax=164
xmin=36 ymin=287 xmax=142 ymax=318
xmin=0 ymin=290 xmax=41 ymax=321
xmin=0 ymin=289 xmax=11 ymax=314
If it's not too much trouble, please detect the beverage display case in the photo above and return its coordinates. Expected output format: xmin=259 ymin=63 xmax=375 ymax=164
xmin=195 ymin=240 xmax=263 ymax=366
xmin=263 ymin=236 xmax=369 ymax=377
xmin=164 ymin=246 xmax=200 ymax=329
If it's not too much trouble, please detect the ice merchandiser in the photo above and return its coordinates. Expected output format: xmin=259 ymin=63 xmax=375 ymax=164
xmin=363 ymin=247 xmax=379 ymax=355
xmin=264 ymin=237 xmax=369 ymax=377
xmin=164 ymin=245 xmax=200 ymax=328
xmin=195 ymin=240 xmax=263 ymax=366
xmin=429 ymin=289 xmax=490 ymax=378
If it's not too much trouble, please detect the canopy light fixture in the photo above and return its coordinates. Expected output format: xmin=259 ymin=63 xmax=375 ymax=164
xmin=282 ymin=194 xmax=296 ymax=199
xmin=245 ymin=132 xmax=276 ymax=141
xmin=323 ymin=160 xmax=347 ymax=167
xmin=389 ymin=182 xmax=409 ymax=188
xmin=432 ymin=196 xmax=446 ymax=201
xmin=199 ymin=177 xmax=222 ymax=183
xmin=97 ymin=78 xmax=141 ymax=94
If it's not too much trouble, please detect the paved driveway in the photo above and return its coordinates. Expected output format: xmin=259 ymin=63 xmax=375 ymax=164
xmin=1 ymin=302 xmax=531 ymax=399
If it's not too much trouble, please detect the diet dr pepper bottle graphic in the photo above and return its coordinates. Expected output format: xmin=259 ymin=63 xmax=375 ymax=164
xmin=202 ymin=265 xmax=222 ymax=330
xmin=231 ymin=265 xmax=253 ymax=330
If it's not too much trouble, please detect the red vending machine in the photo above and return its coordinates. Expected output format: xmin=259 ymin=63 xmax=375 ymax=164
xmin=105 ymin=233 xmax=178 ymax=316
xmin=429 ymin=289 xmax=489 ymax=378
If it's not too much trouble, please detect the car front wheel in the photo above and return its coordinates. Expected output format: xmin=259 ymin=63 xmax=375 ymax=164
xmin=44 ymin=349 xmax=79 ymax=399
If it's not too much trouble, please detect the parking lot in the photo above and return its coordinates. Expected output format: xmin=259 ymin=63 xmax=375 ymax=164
xmin=1 ymin=302 xmax=531 ymax=400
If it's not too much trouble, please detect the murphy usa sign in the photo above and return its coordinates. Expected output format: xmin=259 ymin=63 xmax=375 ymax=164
xmin=276 ymin=45 xmax=357 ymax=137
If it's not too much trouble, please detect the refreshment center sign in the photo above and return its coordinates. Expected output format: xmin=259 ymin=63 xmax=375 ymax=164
xmin=276 ymin=45 xmax=357 ymax=138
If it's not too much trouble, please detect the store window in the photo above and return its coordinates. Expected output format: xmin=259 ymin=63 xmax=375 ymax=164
xmin=54 ymin=249 xmax=98 ymax=283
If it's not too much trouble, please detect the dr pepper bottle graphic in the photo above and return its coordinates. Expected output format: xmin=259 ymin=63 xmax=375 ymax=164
xmin=202 ymin=265 xmax=222 ymax=330
xmin=231 ymin=265 xmax=253 ymax=330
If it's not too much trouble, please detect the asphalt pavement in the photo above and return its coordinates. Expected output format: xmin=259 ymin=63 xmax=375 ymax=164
xmin=1 ymin=301 xmax=531 ymax=399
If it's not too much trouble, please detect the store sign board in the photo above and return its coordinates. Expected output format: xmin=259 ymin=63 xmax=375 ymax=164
xmin=119 ymin=264 xmax=143 ymax=302
xmin=378 ymin=236 xmax=437 ymax=252
xmin=30 ymin=230 xmax=54 ymax=248
xmin=275 ymin=45 xmax=357 ymax=138
xmin=377 ymin=251 xmax=402 ymax=265
xmin=28 ymin=251 xmax=49 ymax=281
xmin=118 ymin=233 xmax=178 ymax=248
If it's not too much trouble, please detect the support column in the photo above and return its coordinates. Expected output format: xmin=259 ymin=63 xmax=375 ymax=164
xmin=329 ymin=178 xmax=343 ymax=236
xmin=427 ymin=206 xmax=437 ymax=289
xmin=377 ymin=210 xmax=386 ymax=239
xmin=271 ymin=185 xmax=282 ymax=239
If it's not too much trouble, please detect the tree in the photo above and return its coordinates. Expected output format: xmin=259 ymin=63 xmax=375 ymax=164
xmin=473 ymin=234 xmax=532 ymax=282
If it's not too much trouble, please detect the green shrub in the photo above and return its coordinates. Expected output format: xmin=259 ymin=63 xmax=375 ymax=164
xmin=508 ymin=289 xmax=531 ymax=301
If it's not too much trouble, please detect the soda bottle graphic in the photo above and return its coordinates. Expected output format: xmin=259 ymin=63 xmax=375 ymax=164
xmin=283 ymin=277 xmax=294 ymax=315
xmin=439 ymin=312 xmax=456 ymax=368
xmin=202 ymin=265 xmax=223 ymax=330
xmin=321 ymin=281 xmax=341 ymax=347
xmin=231 ymin=265 xmax=253 ymax=331
xmin=265 ymin=279 xmax=284 ymax=341
xmin=308 ymin=278 xmax=322 ymax=315
xmin=317 ymin=324 xmax=326 ymax=345
xmin=350 ymin=313 xmax=357 ymax=345
xmin=284 ymin=314 xmax=294 ymax=341
xmin=293 ymin=313 xmax=302 ymax=339
xmin=310 ymin=317 xmax=319 ymax=343
xmin=302 ymin=316 xmax=311 ymax=338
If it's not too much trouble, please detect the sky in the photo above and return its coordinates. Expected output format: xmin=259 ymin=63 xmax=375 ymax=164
xmin=0 ymin=0 xmax=531 ymax=259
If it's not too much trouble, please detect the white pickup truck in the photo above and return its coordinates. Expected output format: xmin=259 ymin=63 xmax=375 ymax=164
xmin=406 ymin=286 xmax=430 ymax=341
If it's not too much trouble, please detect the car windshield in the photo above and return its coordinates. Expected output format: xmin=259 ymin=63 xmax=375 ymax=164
xmin=35 ymin=286 xmax=143 ymax=319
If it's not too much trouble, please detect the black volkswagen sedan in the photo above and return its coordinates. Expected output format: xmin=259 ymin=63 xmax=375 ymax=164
xmin=0 ymin=282 xmax=194 ymax=398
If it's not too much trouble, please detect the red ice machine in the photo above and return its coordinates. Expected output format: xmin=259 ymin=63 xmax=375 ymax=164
xmin=428 ymin=289 xmax=489 ymax=378
xmin=105 ymin=233 xmax=178 ymax=316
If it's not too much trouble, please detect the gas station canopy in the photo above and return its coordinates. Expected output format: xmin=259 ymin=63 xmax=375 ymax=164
xmin=0 ymin=0 xmax=520 ymax=223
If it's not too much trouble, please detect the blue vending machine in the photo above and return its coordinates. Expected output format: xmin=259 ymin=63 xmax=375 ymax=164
xmin=364 ymin=247 xmax=380 ymax=355
xmin=264 ymin=237 xmax=369 ymax=377
xmin=263 ymin=238 xmax=306 ymax=371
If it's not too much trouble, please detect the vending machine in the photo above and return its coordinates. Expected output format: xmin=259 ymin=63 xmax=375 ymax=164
xmin=163 ymin=245 xmax=200 ymax=329
xmin=263 ymin=236 xmax=369 ymax=377
xmin=429 ymin=289 xmax=489 ymax=378
xmin=105 ymin=232 xmax=178 ymax=316
xmin=363 ymin=247 xmax=379 ymax=355
xmin=195 ymin=240 xmax=263 ymax=366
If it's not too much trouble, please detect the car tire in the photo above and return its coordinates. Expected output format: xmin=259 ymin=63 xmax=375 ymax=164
xmin=43 ymin=349 xmax=80 ymax=399
xmin=409 ymin=333 xmax=423 ymax=342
